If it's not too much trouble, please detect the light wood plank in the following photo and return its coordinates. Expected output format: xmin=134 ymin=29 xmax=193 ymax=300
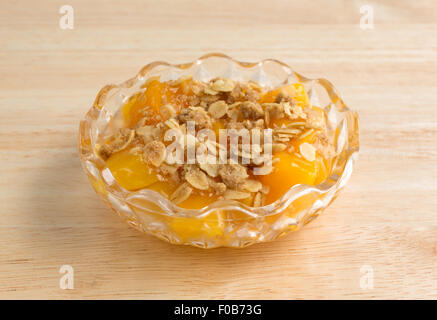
xmin=0 ymin=0 xmax=436 ymax=299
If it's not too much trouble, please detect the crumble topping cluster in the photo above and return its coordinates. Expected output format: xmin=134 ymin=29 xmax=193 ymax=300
xmin=95 ymin=77 xmax=335 ymax=206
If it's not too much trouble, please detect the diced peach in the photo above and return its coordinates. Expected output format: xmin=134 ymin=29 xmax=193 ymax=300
xmin=147 ymin=183 xmax=235 ymax=239
xmin=270 ymin=100 xmax=325 ymax=130
xmin=178 ymin=192 xmax=218 ymax=210
xmin=174 ymin=77 xmax=196 ymax=96
xmin=291 ymin=83 xmax=309 ymax=108
xmin=260 ymin=83 xmax=309 ymax=108
xmin=169 ymin=211 xmax=225 ymax=240
xmin=168 ymin=77 xmax=198 ymax=110
xmin=139 ymin=182 xmax=224 ymax=232
xmin=144 ymin=80 xmax=166 ymax=112
xmin=122 ymin=79 xmax=180 ymax=128
xmin=259 ymin=151 xmax=318 ymax=204
xmin=270 ymin=118 xmax=293 ymax=128
xmin=264 ymin=212 xmax=281 ymax=225
xmin=147 ymin=181 xmax=175 ymax=197
xmin=260 ymin=86 xmax=288 ymax=103
xmin=238 ymin=193 xmax=255 ymax=207
xmin=149 ymin=180 xmax=222 ymax=211
xmin=121 ymin=91 xmax=149 ymax=128
xmin=106 ymin=148 xmax=158 ymax=191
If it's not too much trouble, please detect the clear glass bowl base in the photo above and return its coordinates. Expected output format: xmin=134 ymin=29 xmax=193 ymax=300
xmin=78 ymin=53 xmax=359 ymax=248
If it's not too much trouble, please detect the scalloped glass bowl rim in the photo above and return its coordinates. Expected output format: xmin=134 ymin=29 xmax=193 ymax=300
xmin=79 ymin=52 xmax=358 ymax=220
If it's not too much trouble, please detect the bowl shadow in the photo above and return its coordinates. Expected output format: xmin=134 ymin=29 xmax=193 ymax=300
xmin=22 ymin=140 xmax=299 ymax=297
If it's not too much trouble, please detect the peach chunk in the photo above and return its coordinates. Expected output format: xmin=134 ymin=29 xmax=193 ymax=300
xmin=169 ymin=211 xmax=225 ymax=240
xmin=178 ymin=192 xmax=218 ymax=210
xmin=147 ymin=181 xmax=175 ymax=197
xmin=148 ymin=182 xmax=219 ymax=211
xmin=122 ymin=78 xmax=200 ymax=128
xmin=260 ymin=83 xmax=309 ymax=108
xmin=106 ymin=148 xmax=158 ymax=191
xmin=145 ymin=185 xmax=225 ymax=240
xmin=122 ymin=79 xmax=177 ymax=128
xmin=259 ymin=151 xmax=319 ymax=205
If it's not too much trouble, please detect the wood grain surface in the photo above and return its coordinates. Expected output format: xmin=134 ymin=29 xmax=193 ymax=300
xmin=0 ymin=0 xmax=436 ymax=299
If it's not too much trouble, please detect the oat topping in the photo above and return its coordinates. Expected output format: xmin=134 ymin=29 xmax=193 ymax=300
xmin=178 ymin=106 xmax=212 ymax=129
xmin=224 ymin=189 xmax=251 ymax=200
xmin=136 ymin=125 xmax=155 ymax=144
xmin=95 ymin=128 xmax=135 ymax=160
xmin=272 ymin=143 xmax=287 ymax=153
xmin=210 ymin=78 xmax=235 ymax=92
xmin=305 ymin=107 xmax=325 ymax=129
xmin=99 ymin=76 xmax=335 ymax=206
xmin=208 ymin=100 xmax=228 ymax=119
xmin=240 ymin=101 xmax=264 ymax=120
xmin=185 ymin=166 xmax=209 ymax=190
xmin=95 ymin=144 xmax=112 ymax=160
xmin=159 ymin=163 xmax=178 ymax=176
xmin=199 ymin=163 xmax=219 ymax=178
xmin=285 ymin=102 xmax=307 ymax=120
xmin=160 ymin=104 xmax=176 ymax=120
xmin=253 ymin=192 xmax=264 ymax=207
xmin=260 ymin=185 xmax=270 ymax=195
xmin=218 ymin=164 xmax=249 ymax=189
xmin=240 ymin=179 xmax=262 ymax=193
xmin=299 ymin=142 xmax=316 ymax=162
xmin=314 ymin=132 xmax=336 ymax=158
xmin=263 ymin=103 xmax=284 ymax=120
xmin=209 ymin=179 xmax=227 ymax=195
xmin=144 ymin=141 xmax=166 ymax=167
xmin=170 ymin=183 xmax=192 ymax=204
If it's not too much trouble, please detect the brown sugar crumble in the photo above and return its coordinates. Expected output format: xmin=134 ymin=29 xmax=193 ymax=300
xmin=96 ymin=77 xmax=335 ymax=207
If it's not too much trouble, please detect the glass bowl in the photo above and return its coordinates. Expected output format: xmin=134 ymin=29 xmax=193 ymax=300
xmin=78 ymin=53 xmax=359 ymax=248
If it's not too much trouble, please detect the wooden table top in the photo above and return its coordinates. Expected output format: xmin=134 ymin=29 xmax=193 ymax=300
xmin=1 ymin=0 xmax=436 ymax=299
